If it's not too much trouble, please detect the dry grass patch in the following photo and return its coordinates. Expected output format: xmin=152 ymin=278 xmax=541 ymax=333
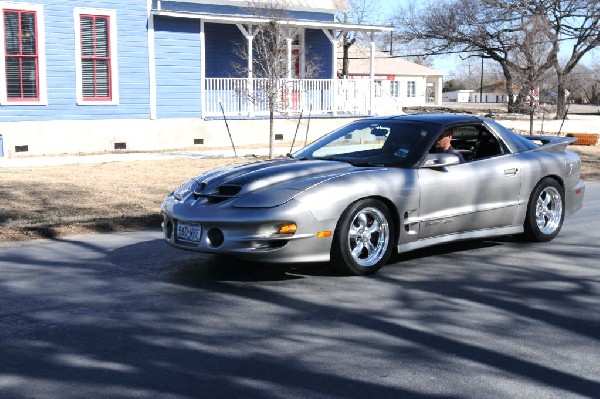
xmin=0 ymin=157 xmax=246 ymax=242
xmin=1 ymin=146 xmax=598 ymax=242
xmin=572 ymin=145 xmax=600 ymax=180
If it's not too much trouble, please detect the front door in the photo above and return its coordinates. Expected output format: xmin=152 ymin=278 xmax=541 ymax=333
xmin=417 ymin=154 xmax=522 ymax=239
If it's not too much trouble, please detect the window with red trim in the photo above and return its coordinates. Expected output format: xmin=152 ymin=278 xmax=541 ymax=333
xmin=3 ymin=9 xmax=39 ymax=101
xmin=80 ymin=15 xmax=111 ymax=100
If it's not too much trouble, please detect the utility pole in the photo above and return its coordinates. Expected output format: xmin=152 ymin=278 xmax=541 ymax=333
xmin=480 ymin=55 xmax=484 ymax=103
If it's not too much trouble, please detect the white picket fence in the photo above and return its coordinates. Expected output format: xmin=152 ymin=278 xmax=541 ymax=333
xmin=203 ymin=78 xmax=402 ymax=117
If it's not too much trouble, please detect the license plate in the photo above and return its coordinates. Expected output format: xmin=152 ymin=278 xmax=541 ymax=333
xmin=176 ymin=221 xmax=202 ymax=243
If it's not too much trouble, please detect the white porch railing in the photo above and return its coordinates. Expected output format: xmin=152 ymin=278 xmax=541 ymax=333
xmin=203 ymin=78 xmax=402 ymax=117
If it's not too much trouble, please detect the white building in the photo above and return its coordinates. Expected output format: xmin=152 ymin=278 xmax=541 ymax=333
xmin=443 ymin=81 xmax=515 ymax=103
xmin=339 ymin=46 xmax=443 ymax=114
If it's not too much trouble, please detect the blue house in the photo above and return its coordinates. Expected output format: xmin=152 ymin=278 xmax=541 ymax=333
xmin=0 ymin=0 xmax=393 ymax=157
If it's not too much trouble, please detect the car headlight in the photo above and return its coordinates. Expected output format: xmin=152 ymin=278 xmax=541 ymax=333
xmin=173 ymin=179 xmax=200 ymax=201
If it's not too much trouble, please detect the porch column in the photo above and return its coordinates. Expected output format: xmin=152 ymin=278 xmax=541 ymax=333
xmin=236 ymin=24 xmax=258 ymax=116
xmin=322 ymin=29 xmax=338 ymax=116
xmin=436 ymin=75 xmax=443 ymax=106
xmin=286 ymin=37 xmax=293 ymax=79
xmin=286 ymin=37 xmax=293 ymax=112
xmin=247 ymin=34 xmax=254 ymax=116
xmin=362 ymin=31 xmax=376 ymax=115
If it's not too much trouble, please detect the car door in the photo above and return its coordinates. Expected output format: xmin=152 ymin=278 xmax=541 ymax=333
xmin=417 ymin=127 xmax=522 ymax=239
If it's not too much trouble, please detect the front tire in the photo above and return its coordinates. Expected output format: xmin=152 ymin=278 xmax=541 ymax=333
xmin=523 ymin=178 xmax=565 ymax=242
xmin=331 ymin=199 xmax=395 ymax=275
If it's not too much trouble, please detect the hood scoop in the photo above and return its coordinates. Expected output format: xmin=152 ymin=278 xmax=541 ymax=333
xmin=191 ymin=159 xmax=351 ymax=204
xmin=194 ymin=184 xmax=242 ymax=203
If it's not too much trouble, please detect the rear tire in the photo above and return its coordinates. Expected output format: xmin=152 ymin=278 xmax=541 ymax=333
xmin=331 ymin=199 xmax=395 ymax=275
xmin=523 ymin=178 xmax=565 ymax=242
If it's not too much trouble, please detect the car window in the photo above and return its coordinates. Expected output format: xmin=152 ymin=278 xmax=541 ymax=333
xmin=471 ymin=128 xmax=505 ymax=160
xmin=311 ymin=125 xmax=387 ymax=157
xmin=445 ymin=125 xmax=506 ymax=162
xmin=295 ymin=119 xmax=437 ymax=167
xmin=452 ymin=126 xmax=479 ymax=141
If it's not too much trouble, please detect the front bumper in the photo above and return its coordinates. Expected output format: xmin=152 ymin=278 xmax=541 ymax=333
xmin=161 ymin=196 xmax=335 ymax=263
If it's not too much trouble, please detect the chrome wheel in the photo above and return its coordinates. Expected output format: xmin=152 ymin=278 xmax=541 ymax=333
xmin=535 ymin=186 xmax=563 ymax=235
xmin=523 ymin=178 xmax=565 ymax=242
xmin=347 ymin=207 xmax=390 ymax=267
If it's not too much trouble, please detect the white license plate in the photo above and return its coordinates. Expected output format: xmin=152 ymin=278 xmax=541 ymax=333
xmin=176 ymin=221 xmax=202 ymax=243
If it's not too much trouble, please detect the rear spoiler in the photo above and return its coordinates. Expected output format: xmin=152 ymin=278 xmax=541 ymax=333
xmin=522 ymin=135 xmax=576 ymax=152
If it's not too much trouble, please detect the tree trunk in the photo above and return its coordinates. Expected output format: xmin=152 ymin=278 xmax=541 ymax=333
xmin=555 ymin=70 xmax=568 ymax=120
xmin=341 ymin=36 xmax=352 ymax=79
xmin=503 ymin=71 xmax=518 ymax=113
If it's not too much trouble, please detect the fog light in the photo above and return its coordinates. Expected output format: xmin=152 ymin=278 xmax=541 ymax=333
xmin=165 ymin=220 xmax=173 ymax=239
xmin=207 ymin=228 xmax=224 ymax=247
xmin=317 ymin=231 xmax=332 ymax=238
xmin=278 ymin=223 xmax=297 ymax=234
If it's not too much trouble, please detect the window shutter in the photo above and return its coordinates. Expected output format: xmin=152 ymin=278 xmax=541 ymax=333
xmin=4 ymin=10 xmax=38 ymax=99
xmin=80 ymin=15 xmax=110 ymax=99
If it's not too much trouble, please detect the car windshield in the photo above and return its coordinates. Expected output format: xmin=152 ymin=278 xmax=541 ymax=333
xmin=293 ymin=119 xmax=439 ymax=167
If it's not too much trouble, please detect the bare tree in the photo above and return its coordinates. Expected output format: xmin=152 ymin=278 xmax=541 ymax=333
xmin=395 ymin=0 xmax=526 ymax=112
xmin=336 ymin=0 xmax=381 ymax=77
xmin=584 ymin=61 xmax=600 ymax=104
xmin=510 ymin=15 xmax=555 ymax=112
xmin=556 ymin=63 xmax=599 ymax=103
xmin=394 ymin=0 xmax=600 ymax=118
xmin=232 ymin=0 xmax=321 ymax=158
xmin=539 ymin=0 xmax=600 ymax=117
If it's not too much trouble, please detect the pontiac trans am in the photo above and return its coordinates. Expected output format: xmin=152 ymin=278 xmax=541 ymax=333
xmin=161 ymin=114 xmax=585 ymax=275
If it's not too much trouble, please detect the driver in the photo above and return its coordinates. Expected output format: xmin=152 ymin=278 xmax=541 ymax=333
xmin=433 ymin=129 xmax=465 ymax=163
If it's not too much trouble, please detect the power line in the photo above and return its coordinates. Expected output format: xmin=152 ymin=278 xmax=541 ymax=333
xmin=368 ymin=30 xmax=600 ymax=59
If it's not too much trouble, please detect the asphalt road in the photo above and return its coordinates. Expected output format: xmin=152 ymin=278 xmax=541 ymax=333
xmin=1 ymin=182 xmax=599 ymax=399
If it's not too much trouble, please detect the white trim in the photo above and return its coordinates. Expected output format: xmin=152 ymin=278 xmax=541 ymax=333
xmin=158 ymin=0 xmax=345 ymax=14
xmin=0 ymin=1 xmax=48 ymax=105
xmin=147 ymin=0 xmax=157 ymax=119
xmin=151 ymin=10 xmax=392 ymax=32
xmin=200 ymin=19 xmax=205 ymax=118
xmin=73 ymin=7 xmax=119 ymax=106
xmin=299 ymin=29 xmax=305 ymax=78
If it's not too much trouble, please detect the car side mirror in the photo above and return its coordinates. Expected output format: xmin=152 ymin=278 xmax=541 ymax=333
xmin=422 ymin=153 xmax=461 ymax=169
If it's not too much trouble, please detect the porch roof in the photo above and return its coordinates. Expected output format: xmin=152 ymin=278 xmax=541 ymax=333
xmin=150 ymin=9 xmax=393 ymax=33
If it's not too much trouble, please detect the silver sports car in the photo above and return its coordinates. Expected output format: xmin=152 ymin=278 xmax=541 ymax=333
xmin=161 ymin=114 xmax=585 ymax=275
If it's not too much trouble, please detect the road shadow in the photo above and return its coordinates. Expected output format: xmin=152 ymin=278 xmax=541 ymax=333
xmin=1 ymin=231 xmax=599 ymax=398
xmin=107 ymin=236 xmax=515 ymax=286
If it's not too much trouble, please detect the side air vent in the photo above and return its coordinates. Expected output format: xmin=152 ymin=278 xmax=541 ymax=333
xmin=217 ymin=185 xmax=242 ymax=196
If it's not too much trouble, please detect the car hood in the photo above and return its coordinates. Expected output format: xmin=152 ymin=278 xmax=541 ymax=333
xmin=191 ymin=159 xmax=364 ymax=207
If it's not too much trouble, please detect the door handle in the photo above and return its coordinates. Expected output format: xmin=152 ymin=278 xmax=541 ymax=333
xmin=504 ymin=168 xmax=519 ymax=176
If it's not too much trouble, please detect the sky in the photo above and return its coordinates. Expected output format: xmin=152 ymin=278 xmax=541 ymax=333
xmin=368 ymin=0 xmax=598 ymax=78
xmin=368 ymin=0 xmax=466 ymax=75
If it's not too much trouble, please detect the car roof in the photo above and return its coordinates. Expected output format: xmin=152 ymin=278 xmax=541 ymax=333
xmin=370 ymin=113 xmax=485 ymax=125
